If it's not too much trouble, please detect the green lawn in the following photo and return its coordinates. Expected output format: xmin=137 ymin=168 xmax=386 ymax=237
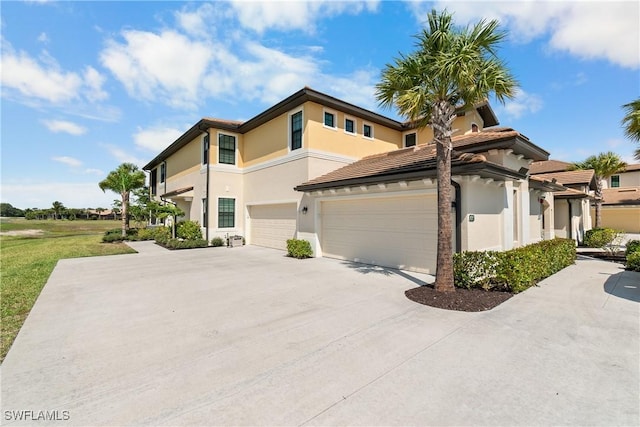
xmin=0 ymin=219 xmax=136 ymax=362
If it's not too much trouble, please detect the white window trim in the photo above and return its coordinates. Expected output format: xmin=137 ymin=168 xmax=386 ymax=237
xmin=322 ymin=108 xmax=337 ymax=130
xmin=217 ymin=131 xmax=239 ymax=167
xmin=288 ymin=108 xmax=304 ymax=152
xmin=362 ymin=122 xmax=374 ymax=140
xmin=403 ymin=131 xmax=417 ymax=148
xmin=344 ymin=115 xmax=357 ymax=136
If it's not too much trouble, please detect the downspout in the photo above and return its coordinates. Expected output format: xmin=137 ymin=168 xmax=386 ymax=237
xmin=567 ymin=199 xmax=573 ymax=241
xmin=451 ymin=180 xmax=462 ymax=253
xmin=199 ymin=126 xmax=210 ymax=244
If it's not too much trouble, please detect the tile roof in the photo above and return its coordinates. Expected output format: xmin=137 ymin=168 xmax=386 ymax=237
xmin=601 ymin=187 xmax=640 ymax=205
xmin=529 ymin=159 xmax=573 ymax=174
xmin=623 ymin=163 xmax=640 ymax=172
xmin=532 ymin=170 xmax=595 ymax=186
xmin=553 ymin=188 xmax=592 ymax=199
xmin=295 ymin=128 xmax=546 ymax=191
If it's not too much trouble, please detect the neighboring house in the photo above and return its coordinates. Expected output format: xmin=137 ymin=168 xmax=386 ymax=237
xmin=144 ymin=87 xmax=577 ymax=273
xmin=529 ymin=160 xmax=596 ymax=243
xmin=531 ymin=160 xmax=640 ymax=234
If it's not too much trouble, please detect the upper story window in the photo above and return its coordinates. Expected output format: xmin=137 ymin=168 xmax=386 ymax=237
xmin=344 ymin=117 xmax=355 ymax=135
xmin=150 ymin=169 xmax=158 ymax=195
xmin=290 ymin=110 xmax=303 ymax=150
xmin=160 ymin=162 xmax=166 ymax=183
xmin=202 ymin=133 xmax=210 ymax=165
xmin=324 ymin=111 xmax=336 ymax=129
xmin=471 ymin=123 xmax=479 ymax=133
xmin=611 ymin=175 xmax=620 ymax=187
xmin=363 ymin=123 xmax=373 ymax=139
xmin=404 ymin=132 xmax=417 ymax=147
xmin=218 ymin=133 xmax=236 ymax=165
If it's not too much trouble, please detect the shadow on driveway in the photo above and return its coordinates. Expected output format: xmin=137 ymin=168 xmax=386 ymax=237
xmin=340 ymin=261 xmax=431 ymax=287
xmin=604 ymin=269 xmax=640 ymax=303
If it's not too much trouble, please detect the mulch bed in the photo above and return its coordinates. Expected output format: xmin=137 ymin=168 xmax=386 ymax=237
xmin=405 ymin=285 xmax=514 ymax=312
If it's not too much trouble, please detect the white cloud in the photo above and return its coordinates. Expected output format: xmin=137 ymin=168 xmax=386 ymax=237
xmin=101 ymin=143 xmax=146 ymax=167
xmin=100 ymin=30 xmax=213 ymax=108
xmin=84 ymin=168 xmax=104 ymax=176
xmin=42 ymin=119 xmax=87 ymax=135
xmin=229 ymin=0 xmax=380 ymax=34
xmin=52 ymin=156 xmax=83 ymax=168
xmin=1 ymin=181 xmax=116 ymax=210
xmin=0 ymin=41 xmax=111 ymax=106
xmin=133 ymin=125 xmax=184 ymax=152
xmin=37 ymin=32 xmax=49 ymax=43
xmin=425 ymin=1 xmax=639 ymax=69
xmin=499 ymin=89 xmax=543 ymax=119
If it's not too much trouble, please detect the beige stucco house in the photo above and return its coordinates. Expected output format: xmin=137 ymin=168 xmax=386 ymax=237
xmin=530 ymin=160 xmax=639 ymax=234
xmin=144 ymin=87 xmax=583 ymax=273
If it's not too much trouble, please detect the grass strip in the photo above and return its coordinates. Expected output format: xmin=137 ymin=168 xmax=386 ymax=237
xmin=1 ymin=220 xmax=135 ymax=362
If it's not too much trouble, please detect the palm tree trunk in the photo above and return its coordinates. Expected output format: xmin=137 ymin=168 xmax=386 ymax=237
xmin=594 ymin=181 xmax=603 ymax=228
xmin=433 ymin=101 xmax=456 ymax=293
xmin=121 ymin=192 xmax=129 ymax=238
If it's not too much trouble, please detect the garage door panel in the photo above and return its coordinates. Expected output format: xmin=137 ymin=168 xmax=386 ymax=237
xmin=321 ymin=195 xmax=437 ymax=273
xmin=250 ymin=204 xmax=297 ymax=250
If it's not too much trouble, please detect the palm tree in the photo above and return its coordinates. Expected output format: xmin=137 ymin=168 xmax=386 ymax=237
xmin=571 ymin=152 xmax=626 ymax=228
xmin=98 ymin=163 xmax=146 ymax=237
xmin=621 ymin=98 xmax=640 ymax=160
xmin=95 ymin=207 xmax=105 ymax=219
xmin=51 ymin=201 xmax=65 ymax=220
xmin=376 ymin=9 xmax=517 ymax=292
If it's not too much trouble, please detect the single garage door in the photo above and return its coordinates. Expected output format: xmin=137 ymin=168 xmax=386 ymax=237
xmin=321 ymin=195 xmax=438 ymax=273
xmin=249 ymin=203 xmax=297 ymax=250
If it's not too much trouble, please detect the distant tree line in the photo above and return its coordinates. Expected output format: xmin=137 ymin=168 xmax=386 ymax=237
xmin=0 ymin=203 xmax=25 ymax=217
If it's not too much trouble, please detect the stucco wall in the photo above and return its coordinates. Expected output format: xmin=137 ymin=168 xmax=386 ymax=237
xmin=242 ymin=112 xmax=290 ymax=167
xmin=591 ymin=206 xmax=640 ymax=233
xmin=459 ymin=178 xmax=505 ymax=251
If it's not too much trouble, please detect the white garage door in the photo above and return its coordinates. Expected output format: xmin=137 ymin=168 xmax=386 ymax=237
xmin=249 ymin=204 xmax=297 ymax=250
xmin=321 ymin=195 xmax=438 ymax=273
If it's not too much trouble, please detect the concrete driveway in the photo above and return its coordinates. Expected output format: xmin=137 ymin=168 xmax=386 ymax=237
xmin=1 ymin=243 xmax=638 ymax=426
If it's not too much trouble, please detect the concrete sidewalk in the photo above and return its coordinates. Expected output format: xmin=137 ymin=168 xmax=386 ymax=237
xmin=1 ymin=247 xmax=638 ymax=426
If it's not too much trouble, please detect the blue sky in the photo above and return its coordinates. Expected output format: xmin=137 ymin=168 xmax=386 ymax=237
xmin=1 ymin=0 xmax=639 ymax=210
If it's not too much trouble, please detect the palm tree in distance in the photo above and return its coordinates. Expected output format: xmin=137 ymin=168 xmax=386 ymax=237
xmin=621 ymin=98 xmax=640 ymax=160
xmin=376 ymin=9 xmax=518 ymax=292
xmin=570 ymin=152 xmax=626 ymax=228
xmin=98 ymin=163 xmax=146 ymax=237
xmin=51 ymin=201 xmax=65 ymax=220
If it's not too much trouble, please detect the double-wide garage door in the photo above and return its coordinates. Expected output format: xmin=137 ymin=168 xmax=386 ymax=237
xmin=321 ymin=195 xmax=438 ymax=273
xmin=249 ymin=203 xmax=297 ymax=250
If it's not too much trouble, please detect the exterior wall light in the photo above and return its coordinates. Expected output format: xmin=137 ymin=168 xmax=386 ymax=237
xmin=301 ymin=206 xmax=308 ymax=214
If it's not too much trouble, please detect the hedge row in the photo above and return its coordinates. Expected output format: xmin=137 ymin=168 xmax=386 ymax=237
xmin=454 ymin=238 xmax=576 ymax=293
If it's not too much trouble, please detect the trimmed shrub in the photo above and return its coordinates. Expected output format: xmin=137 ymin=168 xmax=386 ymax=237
xmin=211 ymin=237 xmax=225 ymax=247
xmin=625 ymin=240 xmax=640 ymax=256
xmin=176 ymin=220 xmax=203 ymax=240
xmin=161 ymin=238 xmax=208 ymax=250
xmin=286 ymin=239 xmax=313 ymax=259
xmin=453 ymin=238 xmax=576 ymax=294
xmin=154 ymin=226 xmax=171 ymax=245
xmin=102 ymin=232 xmax=125 ymax=243
xmin=584 ymin=228 xmax=618 ymax=248
xmin=133 ymin=228 xmax=156 ymax=241
xmin=453 ymin=251 xmax=501 ymax=290
xmin=626 ymin=252 xmax=640 ymax=272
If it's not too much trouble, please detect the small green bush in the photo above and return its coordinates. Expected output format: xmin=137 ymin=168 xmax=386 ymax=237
xmin=102 ymin=233 xmax=125 ymax=243
xmin=133 ymin=228 xmax=156 ymax=241
xmin=453 ymin=250 xmax=501 ymax=290
xmin=154 ymin=226 xmax=171 ymax=244
xmin=211 ymin=237 xmax=225 ymax=247
xmin=176 ymin=220 xmax=203 ymax=240
xmin=625 ymin=240 xmax=640 ymax=256
xmin=626 ymin=252 xmax=640 ymax=272
xmin=286 ymin=239 xmax=313 ymax=259
xmin=161 ymin=238 xmax=208 ymax=250
xmin=453 ymin=238 xmax=576 ymax=293
xmin=584 ymin=228 xmax=618 ymax=248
